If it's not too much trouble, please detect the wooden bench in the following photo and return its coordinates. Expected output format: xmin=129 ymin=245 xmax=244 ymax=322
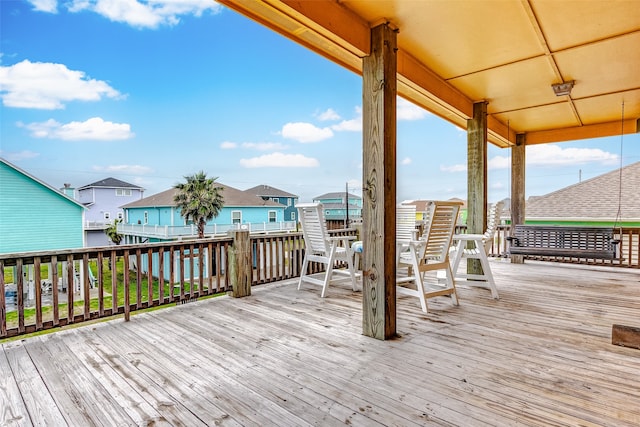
xmin=507 ymin=225 xmax=619 ymax=259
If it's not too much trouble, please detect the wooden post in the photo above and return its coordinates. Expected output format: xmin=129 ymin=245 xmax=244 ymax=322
xmin=511 ymin=133 xmax=526 ymax=264
xmin=362 ymin=23 xmax=397 ymax=340
xmin=229 ymin=230 xmax=252 ymax=298
xmin=467 ymin=101 xmax=488 ymax=275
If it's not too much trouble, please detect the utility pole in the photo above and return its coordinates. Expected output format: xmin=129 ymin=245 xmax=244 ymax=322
xmin=345 ymin=182 xmax=350 ymax=228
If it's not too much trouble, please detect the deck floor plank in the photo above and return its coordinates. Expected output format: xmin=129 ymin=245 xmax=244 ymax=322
xmin=2 ymin=260 xmax=640 ymax=426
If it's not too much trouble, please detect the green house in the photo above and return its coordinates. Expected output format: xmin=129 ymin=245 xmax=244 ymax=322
xmin=0 ymin=158 xmax=85 ymax=254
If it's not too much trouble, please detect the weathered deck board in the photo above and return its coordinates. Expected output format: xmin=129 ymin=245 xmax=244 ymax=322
xmin=2 ymin=260 xmax=640 ymax=426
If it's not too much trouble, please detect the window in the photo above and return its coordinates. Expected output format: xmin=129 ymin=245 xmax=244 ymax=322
xmin=232 ymin=211 xmax=242 ymax=224
xmin=103 ymin=212 xmax=110 ymax=220
xmin=143 ymin=211 xmax=149 ymax=225
xmin=287 ymin=198 xmax=292 ymax=206
xmin=326 ymin=210 xmax=330 ymax=216
xmin=116 ymin=189 xmax=132 ymax=197
xmin=268 ymin=211 xmax=277 ymax=223
xmin=290 ymin=211 xmax=296 ymax=221
xmin=117 ymin=212 xmax=124 ymax=220
xmin=272 ymin=197 xmax=280 ymax=204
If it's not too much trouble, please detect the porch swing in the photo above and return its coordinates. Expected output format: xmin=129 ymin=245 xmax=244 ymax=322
xmin=507 ymin=104 xmax=627 ymax=261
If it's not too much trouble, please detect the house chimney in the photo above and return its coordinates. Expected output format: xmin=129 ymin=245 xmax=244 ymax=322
xmin=61 ymin=183 xmax=75 ymax=198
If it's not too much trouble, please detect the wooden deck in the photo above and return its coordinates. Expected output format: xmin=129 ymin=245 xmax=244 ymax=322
xmin=2 ymin=260 xmax=639 ymax=426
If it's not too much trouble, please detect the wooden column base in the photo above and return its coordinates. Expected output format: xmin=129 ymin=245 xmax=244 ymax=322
xmin=612 ymin=324 xmax=640 ymax=350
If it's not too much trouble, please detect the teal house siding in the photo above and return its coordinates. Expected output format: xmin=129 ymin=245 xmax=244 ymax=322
xmin=313 ymin=192 xmax=362 ymax=221
xmin=125 ymin=205 xmax=284 ymax=227
xmin=0 ymin=159 xmax=85 ymax=254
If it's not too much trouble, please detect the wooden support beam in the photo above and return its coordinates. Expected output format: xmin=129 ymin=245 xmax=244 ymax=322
xmin=510 ymin=134 xmax=526 ymax=264
xmin=229 ymin=230 xmax=252 ymax=298
xmin=362 ymin=23 xmax=397 ymax=340
xmin=467 ymin=102 xmax=488 ymax=275
xmin=612 ymin=324 xmax=640 ymax=350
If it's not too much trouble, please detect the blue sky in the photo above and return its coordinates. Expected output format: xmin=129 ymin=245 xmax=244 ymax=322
xmin=1 ymin=0 xmax=638 ymax=204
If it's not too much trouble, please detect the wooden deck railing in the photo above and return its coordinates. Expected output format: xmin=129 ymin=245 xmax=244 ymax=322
xmin=2 ymin=225 xmax=637 ymax=339
xmin=0 ymin=229 xmax=358 ymax=339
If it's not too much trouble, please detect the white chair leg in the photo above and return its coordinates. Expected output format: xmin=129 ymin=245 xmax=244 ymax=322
xmin=478 ymin=249 xmax=499 ymax=299
xmin=346 ymin=252 xmax=358 ymax=291
xmin=446 ymin=265 xmax=459 ymax=306
xmin=298 ymin=256 xmax=310 ymax=290
xmin=412 ymin=258 xmax=428 ymax=313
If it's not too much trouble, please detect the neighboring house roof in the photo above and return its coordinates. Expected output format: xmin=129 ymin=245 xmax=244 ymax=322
xmin=245 ymin=184 xmax=298 ymax=199
xmin=78 ymin=177 xmax=144 ymax=190
xmin=121 ymin=183 xmax=283 ymax=209
xmin=526 ymin=162 xmax=640 ymax=221
xmin=314 ymin=192 xmax=361 ymax=200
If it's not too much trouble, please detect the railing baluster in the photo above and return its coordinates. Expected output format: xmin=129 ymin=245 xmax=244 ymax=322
xmin=158 ymin=246 xmax=165 ymax=304
xmin=147 ymin=248 xmax=154 ymax=306
xmin=136 ymin=249 xmax=143 ymax=309
xmin=51 ymin=256 xmax=59 ymax=327
xmin=1 ymin=260 xmax=6 ymax=337
xmin=97 ymin=252 xmax=104 ymax=317
xmin=34 ymin=257 xmax=43 ymax=330
xmin=66 ymin=255 xmax=74 ymax=325
xmin=82 ymin=253 xmax=91 ymax=320
xmin=123 ymin=249 xmax=131 ymax=321
xmin=111 ymin=251 xmax=118 ymax=315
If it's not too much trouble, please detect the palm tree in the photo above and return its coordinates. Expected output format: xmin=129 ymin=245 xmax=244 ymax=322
xmin=105 ymin=219 xmax=123 ymax=245
xmin=174 ymin=171 xmax=224 ymax=238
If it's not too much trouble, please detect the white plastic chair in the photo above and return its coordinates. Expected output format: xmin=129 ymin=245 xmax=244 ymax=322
xmin=396 ymin=201 xmax=462 ymax=312
xmin=450 ymin=201 xmax=503 ymax=299
xmin=297 ymin=203 xmax=358 ymax=297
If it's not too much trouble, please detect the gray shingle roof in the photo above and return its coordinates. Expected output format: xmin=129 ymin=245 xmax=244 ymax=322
xmin=121 ymin=182 xmax=283 ymax=209
xmin=526 ymin=161 xmax=640 ymax=220
xmin=314 ymin=192 xmax=361 ymax=200
xmin=78 ymin=177 xmax=143 ymax=190
xmin=244 ymin=184 xmax=298 ymax=198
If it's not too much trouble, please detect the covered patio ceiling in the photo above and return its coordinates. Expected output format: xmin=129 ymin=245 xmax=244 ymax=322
xmin=218 ymin=0 xmax=640 ymax=148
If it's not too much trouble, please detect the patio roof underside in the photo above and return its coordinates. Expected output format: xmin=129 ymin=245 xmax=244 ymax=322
xmin=219 ymin=0 xmax=640 ymax=148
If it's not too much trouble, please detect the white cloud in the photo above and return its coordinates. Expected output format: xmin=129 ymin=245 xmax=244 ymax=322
xmin=0 ymin=150 xmax=40 ymax=162
xmin=397 ymin=98 xmax=429 ymax=121
xmin=92 ymin=164 xmax=153 ymax=174
xmin=440 ymin=163 xmax=467 ymax=173
xmin=281 ymin=122 xmax=333 ymax=143
xmin=240 ymin=152 xmax=319 ymax=168
xmin=220 ymin=141 xmax=237 ymax=149
xmin=527 ymin=144 xmax=618 ymax=166
xmin=331 ymin=106 xmax=362 ymax=132
xmin=441 ymin=144 xmax=618 ymax=173
xmin=317 ymin=108 xmax=341 ymax=121
xmin=20 ymin=117 xmax=134 ymax=140
xmin=488 ymin=155 xmax=510 ymax=170
xmin=331 ymin=118 xmax=361 ymax=132
xmin=27 ymin=0 xmax=57 ymax=13
xmin=242 ymin=142 xmax=288 ymax=151
xmin=401 ymin=157 xmax=412 ymax=165
xmin=0 ymin=60 xmax=122 ymax=109
xmin=66 ymin=0 xmax=222 ymax=29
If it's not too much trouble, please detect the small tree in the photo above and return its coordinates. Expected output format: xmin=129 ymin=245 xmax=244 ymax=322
xmin=174 ymin=171 xmax=224 ymax=238
xmin=105 ymin=219 xmax=123 ymax=245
